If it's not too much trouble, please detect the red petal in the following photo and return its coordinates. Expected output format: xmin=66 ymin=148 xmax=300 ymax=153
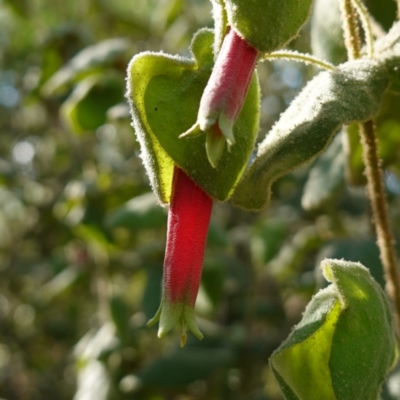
xmin=226 ymin=30 xmax=259 ymax=121
xmin=163 ymin=166 xmax=213 ymax=306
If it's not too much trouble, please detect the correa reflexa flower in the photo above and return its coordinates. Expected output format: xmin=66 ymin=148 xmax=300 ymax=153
xmin=148 ymin=166 xmax=213 ymax=346
xmin=181 ymin=28 xmax=259 ymax=167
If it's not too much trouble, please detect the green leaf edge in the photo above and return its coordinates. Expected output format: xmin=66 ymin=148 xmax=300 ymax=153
xmin=127 ymin=50 xmax=197 ymax=205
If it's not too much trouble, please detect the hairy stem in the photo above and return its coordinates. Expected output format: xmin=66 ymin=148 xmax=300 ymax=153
xmin=359 ymin=121 xmax=400 ymax=335
xmin=339 ymin=0 xmax=362 ymax=60
xmin=351 ymin=0 xmax=375 ymax=58
xmin=262 ymin=51 xmax=335 ymax=70
xmin=340 ymin=0 xmax=400 ymax=335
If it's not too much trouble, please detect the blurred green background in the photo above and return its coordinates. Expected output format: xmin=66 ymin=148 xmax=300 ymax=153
xmin=1 ymin=0 xmax=400 ymax=399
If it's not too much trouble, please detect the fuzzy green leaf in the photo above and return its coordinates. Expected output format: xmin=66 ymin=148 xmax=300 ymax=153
xmin=210 ymin=0 xmax=228 ymax=56
xmin=232 ymin=59 xmax=388 ymax=211
xmin=223 ymin=0 xmax=313 ymax=53
xmin=271 ymin=259 xmax=397 ymax=400
xmin=327 ymin=261 xmax=397 ymax=400
xmin=376 ymin=21 xmax=400 ymax=93
xmin=316 ymin=239 xmax=386 ymax=289
xmin=272 ymin=286 xmax=340 ymax=400
xmin=127 ymin=28 xmax=260 ymax=203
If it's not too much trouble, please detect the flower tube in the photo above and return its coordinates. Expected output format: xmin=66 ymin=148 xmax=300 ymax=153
xmin=148 ymin=166 xmax=213 ymax=346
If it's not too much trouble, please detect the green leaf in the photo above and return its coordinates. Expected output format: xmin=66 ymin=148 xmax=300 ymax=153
xmin=223 ymin=0 xmax=313 ymax=53
xmin=270 ymin=259 xmax=397 ymax=400
xmin=271 ymin=367 xmax=301 ymax=400
xmin=310 ymin=0 xmax=346 ymax=65
xmin=328 ymin=261 xmax=397 ymax=400
xmin=137 ymin=347 xmax=234 ymax=387
xmin=150 ymin=0 xmax=183 ymax=31
xmin=210 ymin=0 xmax=228 ymax=55
xmin=37 ymin=267 xmax=80 ymax=303
xmin=202 ymin=259 xmax=225 ymax=305
xmin=376 ymin=21 xmax=400 ymax=94
xmin=272 ymin=287 xmax=341 ymax=400
xmin=73 ymin=223 xmax=116 ymax=253
xmin=250 ymin=220 xmax=287 ymax=266
xmin=142 ymin=266 xmax=163 ymax=320
xmin=74 ymin=323 xmax=119 ymax=400
xmin=74 ymin=360 xmax=110 ymax=400
xmin=268 ymin=226 xmax=321 ymax=284
xmin=105 ymin=192 xmax=167 ymax=229
xmin=61 ymin=73 xmax=124 ymax=134
xmin=127 ymin=28 xmax=260 ymax=203
xmin=301 ymin=132 xmax=345 ymax=211
xmin=42 ymin=38 xmax=132 ymax=97
xmin=109 ymin=296 xmax=131 ymax=343
xmin=232 ymin=59 xmax=388 ymax=211
xmin=3 ymin=0 xmax=29 ymax=17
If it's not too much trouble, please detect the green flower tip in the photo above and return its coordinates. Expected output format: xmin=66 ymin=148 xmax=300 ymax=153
xmin=205 ymin=125 xmax=228 ymax=168
xmin=179 ymin=123 xmax=203 ymax=139
xmin=180 ymin=117 xmax=234 ymax=168
xmin=148 ymin=300 xmax=203 ymax=346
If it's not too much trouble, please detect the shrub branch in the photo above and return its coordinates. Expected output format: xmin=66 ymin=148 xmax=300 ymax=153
xmin=340 ymin=0 xmax=400 ymax=336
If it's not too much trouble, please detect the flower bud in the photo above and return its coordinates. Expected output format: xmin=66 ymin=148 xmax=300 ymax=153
xmin=181 ymin=28 xmax=258 ymax=167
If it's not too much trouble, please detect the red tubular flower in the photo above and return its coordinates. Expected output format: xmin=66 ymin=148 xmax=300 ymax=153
xmin=148 ymin=166 xmax=213 ymax=346
xmin=181 ymin=28 xmax=259 ymax=167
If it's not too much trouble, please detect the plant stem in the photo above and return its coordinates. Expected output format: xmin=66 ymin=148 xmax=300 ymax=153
xmin=359 ymin=121 xmax=400 ymax=334
xmin=339 ymin=0 xmax=362 ymax=60
xmin=350 ymin=0 xmax=374 ymax=58
xmin=340 ymin=0 xmax=400 ymax=335
xmin=262 ymin=51 xmax=335 ymax=70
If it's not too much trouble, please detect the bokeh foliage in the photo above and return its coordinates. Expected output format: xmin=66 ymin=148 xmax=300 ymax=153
xmin=1 ymin=0 xmax=400 ymax=399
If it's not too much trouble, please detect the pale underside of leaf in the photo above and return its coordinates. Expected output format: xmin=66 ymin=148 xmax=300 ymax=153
xmin=271 ymin=288 xmax=340 ymax=400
